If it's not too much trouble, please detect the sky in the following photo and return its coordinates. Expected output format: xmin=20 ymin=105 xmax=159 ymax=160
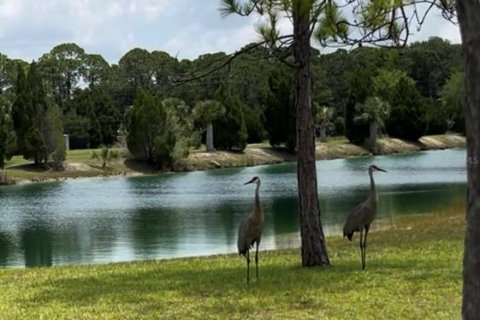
xmin=0 ymin=0 xmax=462 ymax=64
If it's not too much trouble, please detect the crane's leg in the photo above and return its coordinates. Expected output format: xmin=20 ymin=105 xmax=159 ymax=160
xmin=363 ymin=224 xmax=370 ymax=270
xmin=359 ymin=229 xmax=364 ymax=270
xmin=255 ymin=242 xmax=260 ymax=280
xmin=246 ymin=250 xmax=250 ymax=284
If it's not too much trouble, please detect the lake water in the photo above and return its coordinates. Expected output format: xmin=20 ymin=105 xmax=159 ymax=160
xmin=0 ymin=149 xmax=467 ymax=268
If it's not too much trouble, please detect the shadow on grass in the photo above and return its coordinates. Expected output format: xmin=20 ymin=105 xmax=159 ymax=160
xmin=23 ymin=251 xmax=457 ymax=310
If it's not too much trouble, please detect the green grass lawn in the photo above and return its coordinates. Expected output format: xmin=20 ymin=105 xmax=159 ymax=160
xmin=0 ymin=207 xmax=465 ymax=319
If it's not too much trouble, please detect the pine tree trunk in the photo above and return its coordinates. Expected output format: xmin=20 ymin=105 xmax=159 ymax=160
xmin=457 ymin=1 xmax=480 ymax=318
xmin=293 ymin=2 xmax=329 ymax=267
xmin=206 ymin=122 xmax=214 ymax=152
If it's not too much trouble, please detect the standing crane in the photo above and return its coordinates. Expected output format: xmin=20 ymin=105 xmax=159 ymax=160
xmin=343 ymin=165 xmax=387 ymax=270
xmin=237 ymin=176 xmax=264 ymax=284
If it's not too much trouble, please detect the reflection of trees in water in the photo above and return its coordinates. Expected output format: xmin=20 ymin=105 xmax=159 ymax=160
xmin=21 ymin=225 xmax=53 ymax=267
xmin=379 ymin=183 xmax=466 ymax=221
xmin=0 ymin=232 xmax=12 ymax=266
xmin=268 ymin=196 xmax=298 ymax=235
xmin=205 ymin=201 xmax=239 ymax=248
xmin=131 ymin=207 xmax=180 ymax=258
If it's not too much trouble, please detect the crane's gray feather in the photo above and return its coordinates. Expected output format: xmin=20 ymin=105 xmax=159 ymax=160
xmin=237 ymin=216 xmax=263 ymax=256
xmin=343 ymin=199 xmax=375 ymax=241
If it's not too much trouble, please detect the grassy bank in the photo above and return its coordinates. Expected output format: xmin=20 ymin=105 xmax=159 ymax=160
xmin=3 ymin=134 xmax=466 ymax=183
xmin=0 ymin=206 xmax=465 ymax=319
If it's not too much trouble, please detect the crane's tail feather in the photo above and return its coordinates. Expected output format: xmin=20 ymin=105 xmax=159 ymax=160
xmin=344 ymin=231 xmax=354 ymax=241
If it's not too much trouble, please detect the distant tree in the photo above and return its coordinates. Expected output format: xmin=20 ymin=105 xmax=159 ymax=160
xmin=12 ymin=64 xmax=30 ymax=154
xmin=13 ymin=62 xmax=49 ymax=165
xmin=212 ymin=85 xmax=248 ymax=151
xmin=38 ymin=43 xmax=86 ymax=110
xmin=126 ymin=90 xmax=186 ymax=168
xmin=386 ymin=77 xmax=427 ymax=141
xmin=193 ymin=100 xmax=225 ymax=152
xmin=440 ymin=71 xmax=465 ymax=133
xmin=43 ymin=96 xmax=66 ymax=169
xmin=354 ymin=96 xmax=390 ymax=152
xmin=0 ymin=105 xmax=17 ymax=172
xmin=69 ymin=87 xmax=120 ymax=147
xmin=23 ymin=126 xmax=47 ymax=165
xmin=91 ymin=146 xmax=119 ymax=169
xmin=118 ymin=48 xmax=154 ymax=90
xmin=345 ymin=69 xmax=372 ymax=144
xmin=151 ymin=51 xmax=180 ymax=99
xmin=82 ymin=54 xmax=111 ymax=88
xmin=264 ymin=68 xmax=296 ymax=152
xmin=162 ymin=98 xmax=198 ymax=162
xmin=0 ymin=54 xmax=24 ymax=108
xmin=313 ymin=104 xmax=334 ymax=142
xmin=126 ymin=90 xmax=167 ymax=164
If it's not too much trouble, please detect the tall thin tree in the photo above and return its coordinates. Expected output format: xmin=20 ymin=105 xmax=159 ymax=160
xmin=456 ymin=0 xmax=480 ymax=318
xmin=219 ymin=0 xmax=458 ymax=268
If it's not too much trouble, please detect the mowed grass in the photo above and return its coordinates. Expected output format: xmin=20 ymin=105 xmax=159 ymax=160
xmin=0 ymin=207 xmax=465 ymax=320
xmin=4 ymin=148 xmax=156 ymax=181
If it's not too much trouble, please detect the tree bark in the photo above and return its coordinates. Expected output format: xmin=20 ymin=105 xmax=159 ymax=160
xmin=206 ymin=122 xmax=214 ymax=152
xmin=293 ymin=2 xmax=329 ymax=267
xmin=457 ymin=1 xmax=480 ymax=319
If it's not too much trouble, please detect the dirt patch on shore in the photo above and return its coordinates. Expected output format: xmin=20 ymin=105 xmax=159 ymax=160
xmin=181 ymin=134 xmax=466 ymax=171
xmin=419 ymin=134 xmax=466 ymax=149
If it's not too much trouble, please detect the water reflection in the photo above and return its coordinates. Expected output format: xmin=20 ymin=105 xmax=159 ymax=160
xmin=21 ymin=225 xmax=53 ymax=267
xmin=0 ymin=149 xmax=468 ymax=268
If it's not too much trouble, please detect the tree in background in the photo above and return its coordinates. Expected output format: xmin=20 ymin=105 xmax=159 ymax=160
xmin=371 ymin=69 xmax=426 ymax=141
xmin=38 ymin=43 xmax=86 ymax=111
xmin=91 ymin=146 xmax=120 ymax=169
xmin=162 ymin=98 xmax=198 ymax=164
xmin=264 ymin=68 xmax=296 ymax=152
xmin=354 ymin=96 xmax=390 ymax=152
xmin=386 ymin=77 xmax=427 ymax=141
xmin=313 ymin=104 xmax=334 ymax=142
xmin=126 ymin=91 xmax=189 ymax=169
xmin=13 ymin=62 xmax=49 ymax=165
xmin=0 ymin=105 xmax=17 ymax=182
xmin=440 ymin=71 xmax=465 ymax=133
xmin=126 ymin=90 xmax=168 ymax=164
xmin=193 ymin=100 xmax=225 ymax=152
xmin=69 ymin=87 xmax=120 ymax=148
xmin=345 ymin=69 xmax=372 ymax=144
xmin=212 ymin=85 xmax=248 ymax=151
xmin=43 ymin=94 xmax=66 ymax=169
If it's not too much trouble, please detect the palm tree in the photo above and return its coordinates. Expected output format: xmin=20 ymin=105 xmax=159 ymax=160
xmin=91 ymin=146 xmax=120 ymax=169
xmin=193 ymin=100 xmax=225 ymax=152
xmin=314 ymin=103 xmax=334 ymax=142
xmin=354 ymin=96 xmax=390 ymax=152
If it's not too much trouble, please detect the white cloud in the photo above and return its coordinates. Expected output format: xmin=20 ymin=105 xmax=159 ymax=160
xmin=0 ymin=0 xmax=462 ymax=64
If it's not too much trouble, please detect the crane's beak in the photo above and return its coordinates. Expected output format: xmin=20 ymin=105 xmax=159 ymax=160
xmin=244 ymin=177 xmax=258 ymax=185
xmin=377 ymin=167 xmax=387 ymax=173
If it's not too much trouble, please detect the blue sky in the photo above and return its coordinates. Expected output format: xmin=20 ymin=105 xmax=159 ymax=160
xmin=0 ymin=0 xmax=461 ymax=64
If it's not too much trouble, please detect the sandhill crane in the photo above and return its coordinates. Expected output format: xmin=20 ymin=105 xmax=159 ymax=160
xmin=343 ymin=165 xmax=387 ymax=270
xmin=237 ymin=176 xmax=264 ymax=284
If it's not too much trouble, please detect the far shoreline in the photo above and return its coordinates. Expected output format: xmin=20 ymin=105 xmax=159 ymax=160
xmin=3 ymin=134 xmax=466 ymax=185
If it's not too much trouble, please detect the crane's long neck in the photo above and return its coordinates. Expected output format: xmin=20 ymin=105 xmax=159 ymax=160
xmin=369 ymin=170 xmax=378 ymax=202
xmin=253 ymin=182 xmax=263 ymax=219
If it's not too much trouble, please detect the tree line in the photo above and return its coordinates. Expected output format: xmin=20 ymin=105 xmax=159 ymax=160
xmin=0 ymin=37 xmax=463 ymax=169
